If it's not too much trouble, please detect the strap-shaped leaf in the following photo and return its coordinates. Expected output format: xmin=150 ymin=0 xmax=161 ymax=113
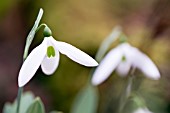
xmin=23 ymin=8 xmax=43 ymax=60
xmin=3 ymin=92 xmax=35 ymax=113
xmin=70 ymin=84 xmax=98 ymax=113
xmin=26 ymin=97 xmax=45 ymax=113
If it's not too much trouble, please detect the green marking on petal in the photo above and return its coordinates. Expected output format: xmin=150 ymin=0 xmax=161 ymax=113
xmin=122 ymin=55 xmax=126 ymax=62
xmin=47 ymin=46 xmax=55 ymax=58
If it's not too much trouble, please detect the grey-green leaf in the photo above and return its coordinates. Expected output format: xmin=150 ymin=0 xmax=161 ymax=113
xmin=3 ymin=91 xmax=35 ymax=113
xmin=23 ymin=8 xmax=43 ymax=60
xmin=26 ymin=97 xmax=45 ymax=113
xmin=50 ymin=111 xmax=63 ymax=113
xmin=3 ymin=102 xmax=16 ymax=113
xmin=70 ymin=84 xmax=98 ymax=113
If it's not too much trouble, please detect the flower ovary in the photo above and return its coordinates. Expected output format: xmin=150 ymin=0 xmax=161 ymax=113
xmin=43 ymin=26 xmax=52 ymax=37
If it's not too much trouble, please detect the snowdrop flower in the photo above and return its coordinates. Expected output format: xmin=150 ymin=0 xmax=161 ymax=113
xmin=133 ymin=107 xmax=153 ymax=113
xmin=92 ymin=43 xmax=160 ymax=85
xmin=18 ymin=36 xmax=98 ymax=87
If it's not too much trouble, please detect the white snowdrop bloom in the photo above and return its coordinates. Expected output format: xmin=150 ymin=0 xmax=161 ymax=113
xmin=18 ymin=36 xmax=98 ymax=87
xmin=92 ymin=43 xmax=160 ymax=85
xmin=133 ymin=107 xmax=153 ymax=113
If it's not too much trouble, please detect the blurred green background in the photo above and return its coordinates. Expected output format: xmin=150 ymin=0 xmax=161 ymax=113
xmin=0 ymin=0 xmax=170 ymax=113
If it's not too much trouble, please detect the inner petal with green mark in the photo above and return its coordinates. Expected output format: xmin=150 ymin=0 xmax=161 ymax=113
xmin=121 ymin=55 xmax=126 ymax=62
xmin=47 ymin=46 xmax=55 ymax=58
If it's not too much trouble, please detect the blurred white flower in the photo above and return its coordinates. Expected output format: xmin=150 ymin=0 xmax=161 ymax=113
xmin=18 ymin=36 xmax=98 ymax=87
xmin=92 ymin=43 xmax=160 ymax=85
xmin=133 ymin=107 xmax=153 ymax=113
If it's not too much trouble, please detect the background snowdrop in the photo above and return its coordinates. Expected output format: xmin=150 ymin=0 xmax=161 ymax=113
xmin=2 ymin=0 xmax=169 ymax=112
xmin=90 ymin=33 xmax=162 ymax=113
xmin=92 ymin=42 xmax=160 ymax=85
xmin=133 ymin=107 xmax=153 ymax=113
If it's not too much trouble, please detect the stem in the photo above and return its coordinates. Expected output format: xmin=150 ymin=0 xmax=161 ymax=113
xmin=118 ymin=68 xmax=136 ymax=113
xmin=95 ymin=26 xmax=121 ymax=62
xmin=87 ymin=26 xmax=122 ymax=81
xmin=35 ymin=23 xmax=47 ymax=33
xmin=16 ymin=8 xmax=44 ymax=113
xmin=16 ymin=87 xmax=23 ymax=113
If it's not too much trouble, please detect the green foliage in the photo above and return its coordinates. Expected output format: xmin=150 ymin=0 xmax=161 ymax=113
xmin=50 ymin=111 xmax=63 ymax=113
xmin=3 ymin=91 xmax=61 ymax=113
xmin=3 ymin=92 xmax=35 ymax=113
xmin=70 ymin=84 xmax=98 ymax=113
xmin=26 ymin=97 xmax=45 ymax=113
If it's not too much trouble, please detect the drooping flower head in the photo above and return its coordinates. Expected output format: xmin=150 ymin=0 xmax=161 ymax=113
xmin=92 ymin=43 xmax=160 ymax=85
xmin=18 ymin=35 xmax=98 ymax=87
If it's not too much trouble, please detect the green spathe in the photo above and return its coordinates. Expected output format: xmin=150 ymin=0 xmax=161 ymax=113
xmin=47 ymin=46 xmax=55 ymax=58
xmin=23 ymin=8 xmax=43 ymax=60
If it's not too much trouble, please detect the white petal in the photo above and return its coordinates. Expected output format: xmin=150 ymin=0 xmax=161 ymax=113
xmin=18 ymin=38 xmax=47 ymax=87
xmin=116 ymin=60 xmax=131 ymax=77
xmin=41 ymin=48 xmax=60 ymax=75
xmin=133 ymin=107 xmax=153 ymax=113
xmin=129 ymin=46 xmax=160 ymax=80
xmin=50 ymin=37 xmax=98 ymax=67
xmin=92 ymin=47 xmax=123 ymax=85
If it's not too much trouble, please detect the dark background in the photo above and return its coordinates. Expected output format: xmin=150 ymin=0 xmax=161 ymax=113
xmin=0 ymin=0 xmax=170 ymax=113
